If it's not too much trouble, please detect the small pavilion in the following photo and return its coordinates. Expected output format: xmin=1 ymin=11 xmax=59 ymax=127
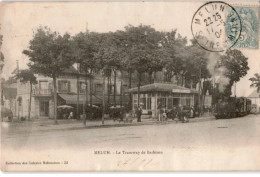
xmin=128 ymin=83 xmax=199 ymax=118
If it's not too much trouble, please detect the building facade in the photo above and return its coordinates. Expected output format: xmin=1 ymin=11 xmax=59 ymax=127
xmin=16 ymin=66 xmax=129 ymax=119
xmin=248 ymin=90 xmax=260 ymax=113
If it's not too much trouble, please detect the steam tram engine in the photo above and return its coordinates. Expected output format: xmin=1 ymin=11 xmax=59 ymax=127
xmin=214 ymin=97 xmax=251 ymax=119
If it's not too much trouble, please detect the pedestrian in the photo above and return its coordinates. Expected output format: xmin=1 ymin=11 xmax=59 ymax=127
xmin=137 ymin=106 xmax=142 ymax=122
xmin=68 ymin=111 xmax=73 ymax=119
xmin=162 ymin=108 xmax=167 ymax=121
xmin=190 ymin=106 xmax=195 ymax=118
xmin=177 ymin=104 xmax=183 ymax=122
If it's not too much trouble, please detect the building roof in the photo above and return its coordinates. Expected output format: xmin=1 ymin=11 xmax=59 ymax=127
xmin=248 ymin=90 xmax=260 ymax=98
xmin=63 ymin=66 xmax=79 ymax=74
xmin=2 ymin=87 xmax=17 ymax=100
xmin=127 ymin=83 xmax=198 ymax=93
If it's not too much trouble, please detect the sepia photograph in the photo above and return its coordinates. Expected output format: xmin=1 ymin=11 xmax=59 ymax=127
xmin=0 ymin=1 xmax=260 ymax=171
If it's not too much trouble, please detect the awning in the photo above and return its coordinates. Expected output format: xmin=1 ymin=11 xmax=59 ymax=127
xmin=58 ymin=94 xmax=129 ymax=105
xmin=59 ymin=94 xmax=87 ymax=104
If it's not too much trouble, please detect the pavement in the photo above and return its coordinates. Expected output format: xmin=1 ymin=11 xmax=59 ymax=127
xmin=3 ymin=114 xmax=215 ymax=133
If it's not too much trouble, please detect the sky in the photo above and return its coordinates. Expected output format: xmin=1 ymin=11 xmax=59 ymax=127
xmin=0 ymin=1 xmax=259 ymax=97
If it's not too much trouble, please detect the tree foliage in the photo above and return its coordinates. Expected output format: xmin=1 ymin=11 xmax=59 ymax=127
xmin=72 ymin=32 xmax=102 ymax=76
xmin=0 ymin=33 xmax=4 ymax=73
xmin=219 ymin=49 xmax=249 ymax=97
xmin=124 ymin=25 xmax=163 ymax=75
xmin=16 ymin=69 xmax=37 ymax=85
xmin=249 ymin=73 xmax=260 ymax=92
xmin=24 ymin=26 xmax=74 ymax=78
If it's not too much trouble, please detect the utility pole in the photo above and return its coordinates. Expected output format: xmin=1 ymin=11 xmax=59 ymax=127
xmin=234 ymin=82 xmax=237 ymax=97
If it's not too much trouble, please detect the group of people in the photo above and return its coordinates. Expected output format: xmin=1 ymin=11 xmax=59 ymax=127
xmin=58 ymin=110 xmax=74 ymax=119
xmin=134 ymin=105 xmax=195 ymax=123
xmin=158 ymin=105 xmax=197 ymax=123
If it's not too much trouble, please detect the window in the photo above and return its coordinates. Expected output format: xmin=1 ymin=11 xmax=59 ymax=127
xmin=39 ymin=81 xmax=48 ymax=89
xmin=95 ymin=83 xmax=103 ymax=94
xmin=79 ymin=82 xmax=87 ymax=93
xmin=122 ymin=84 xmax=128 ymax=94
xmin=147 ymin=97 xmax=152 ymax=110
xmin=181 ymin=97 xmax=186 ymax=106
xmin=173 ymin=98 xmax=180 ymax=107
xmin=186 ymin=98 xmax=191 ymax=107
xmin=167 ymin=98 xmax=173 ymax=109
xmin=141 ymin=97 xmax=146 ymax=109
xmin=110 ymin=84 xmax=115 ymax=95
xmin=58 ymin=80 xmax=70 ymax=93
xmin=157 ymin=98 xmax=166 ymax=109
xmin=133 ymin=94 xmax=138 ymax=109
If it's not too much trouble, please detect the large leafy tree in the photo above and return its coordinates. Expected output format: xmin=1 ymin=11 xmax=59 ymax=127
xmin=96 ymin=31 xmax=124 ymax=107
xmin=72 ymin=32 xmax=101 ymax=112
xmin=249 ymin=73 xmax=260 ymax=92
xmin=124 ymin=25 xmax=163 ymax=121
xmin=16 ymin=69 xmax=37 ymax=120
xmin=218 ymin=49 xmax=249 ymax=97
xmin=160 ymin=31 xmax=188 ymax=84
xmin=184 ymin=42 xmax=210 ymax=113
xmin=23 ymin=26 xmax=74 ymax=124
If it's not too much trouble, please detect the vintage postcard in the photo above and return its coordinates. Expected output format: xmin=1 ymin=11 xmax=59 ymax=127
xmin=0 ymin=1 xmax=260 ymax=171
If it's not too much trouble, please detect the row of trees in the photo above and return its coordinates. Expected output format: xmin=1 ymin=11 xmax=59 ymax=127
xmin=16 ymin=24 xmax=249 ymax=123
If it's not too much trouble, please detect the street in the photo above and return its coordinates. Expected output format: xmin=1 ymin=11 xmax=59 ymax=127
xmin=2 ymin=114 xmax=260 ymax=150
xmin=1 ymin=114 xmax=260 ymax=171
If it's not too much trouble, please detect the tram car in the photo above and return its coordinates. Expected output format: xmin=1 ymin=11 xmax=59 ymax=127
xmin=214 ymin=97 xmax=251 ymax=119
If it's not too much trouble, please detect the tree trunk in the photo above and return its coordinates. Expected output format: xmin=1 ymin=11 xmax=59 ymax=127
xmin=120 ymin=81 xmax=123 ymax=107
xmin=137 ymin=72 xmax=142 ymax=107
xmin=129 ymin=71 xmax=132 ymax=110
xmin=83 ymin=76 xmax=88 ymax=114
xmin=89 ymin=77 xmax=92 ymax=107
xmin=198 ymin=66 xmax=202 ymax=117
xmin=28 ymin=83 xmax=32 ymax=120
xmin=102 ymin=74 xmax=105 ymax=125
xmin=113 ymin=70 xmax=116 ymax=107
xmin=53 ymin=76 xmax=58 ymax=124
xmin=153 ymin=72 xmax=156 ymax=82
xmin=107 ymin=75 xmax=110 ymax=106
xmin=149 ymin=72 xmax=153 ymax=84
xmin=137 ymin=72 xmax=142 ymax=122
xmin=83 ymin=76 xmax=87 ymax=126
xmin=76 ymin=75 xmax=79 ymax=119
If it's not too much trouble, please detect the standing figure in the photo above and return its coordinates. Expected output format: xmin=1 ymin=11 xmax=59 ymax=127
xmin=176 ymin=104 xmax=183 ymax=122
xmin=136 ymin=106 xmax=142 ymax=122
xmin=68 ymin=111 xmax=73 ymax=119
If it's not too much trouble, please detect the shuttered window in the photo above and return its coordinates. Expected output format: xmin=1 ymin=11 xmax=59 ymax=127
xmin=58 ymin=80 xmax=70 ymax=93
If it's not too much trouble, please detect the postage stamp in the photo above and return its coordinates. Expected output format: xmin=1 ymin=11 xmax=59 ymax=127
xmin=231 ymin=6 xmax=259 ymax=49
xmin=191 ymin=1 xmax=242 ymax=52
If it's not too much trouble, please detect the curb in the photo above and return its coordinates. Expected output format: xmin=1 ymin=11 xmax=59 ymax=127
xmin=30 ymin=116 xmax=215 ymax=133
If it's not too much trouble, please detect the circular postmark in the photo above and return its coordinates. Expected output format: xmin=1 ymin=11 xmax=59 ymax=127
xmin=191 ymin=1 xmax=242 ymax=52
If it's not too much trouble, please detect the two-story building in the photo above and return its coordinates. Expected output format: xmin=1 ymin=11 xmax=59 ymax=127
xmin=16 ymin=65 xmax=129 ymax=119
